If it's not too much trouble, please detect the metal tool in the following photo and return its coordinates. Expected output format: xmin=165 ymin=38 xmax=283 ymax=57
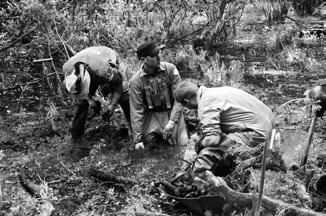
xmin=254 ymin=128 xmax=276 ymax=215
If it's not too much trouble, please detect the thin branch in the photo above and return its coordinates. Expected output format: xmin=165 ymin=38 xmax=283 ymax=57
xmin=46 ymin=31 xmax=64 ymax=88
xmin=284 ymin=15 xmax=309 ymax=30
xmin=167 ymin=20 xmax=213 ymax=47
xmin=16 ymin=72 xmax=58 ymax=106
xmin=0 ymin=27 xmax=36 ymax=53
xmin=53 ymin=19 xmax=70 ymax=59
xmin=2 ymin=72 xmax=59 ymax=92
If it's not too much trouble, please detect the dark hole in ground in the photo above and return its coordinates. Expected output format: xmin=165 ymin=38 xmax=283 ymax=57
xmin=316 ymin=175 xmax=326 ymax=195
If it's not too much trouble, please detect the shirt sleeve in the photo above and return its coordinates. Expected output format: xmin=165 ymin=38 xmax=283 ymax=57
xmin=129 ymin=76 xmax=145 ymax=143
xmin=198 ymin=96 xmax=223 ymax=135
xmin=169 ymin=66 xmax=184 ymax=122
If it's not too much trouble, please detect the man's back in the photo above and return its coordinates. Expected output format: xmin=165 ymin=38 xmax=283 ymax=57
xmin=198 ymin=86 xmax=274 ymax=136
xmin=63 ymin=46 xmax=118 ymax=80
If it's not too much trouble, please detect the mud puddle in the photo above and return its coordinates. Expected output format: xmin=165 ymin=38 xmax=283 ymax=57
xmin=280 ymin=128 xmax=326 ymax=166
xmin=102 ymin=142 xmax=195 ymax=181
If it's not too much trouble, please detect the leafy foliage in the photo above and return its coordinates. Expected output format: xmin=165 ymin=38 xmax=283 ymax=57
xmin=291 ymin=0 xmax=324 ymax=16
xmin=256 ymin=0 xmax=290 ymax=23
xmin=0 ymin=0 xmax=247 ymax=112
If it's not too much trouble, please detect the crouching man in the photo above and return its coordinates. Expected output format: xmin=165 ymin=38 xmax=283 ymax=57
xmin=129 ymin=42 xmax=189 ymax=150
xmin=174 ymin=81 xmax=274 ymax=176
xmin=63 ymin=46 xmax=130 ymax=140
xmin=304 ymin=84 xmax=326 ymax=117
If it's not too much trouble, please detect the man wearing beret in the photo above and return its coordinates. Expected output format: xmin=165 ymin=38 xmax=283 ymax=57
xmin=63 ymin=46 xmax=130 ymax=140
xmin=129 ymin=42 xmax=189 ymax=150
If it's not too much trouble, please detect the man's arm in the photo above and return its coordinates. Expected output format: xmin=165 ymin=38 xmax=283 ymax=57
xmin=129 ymin=77 xmax=145 ymax=143
xmin=110 ymin=81 xmax=123 ymax=106
xmin=169 ymin=66 xmax=184 ymax=122
xmin=198 ymin=99 xmax=223 ymax=147
xmin=104 ymin=71 xmax=124 ymax=117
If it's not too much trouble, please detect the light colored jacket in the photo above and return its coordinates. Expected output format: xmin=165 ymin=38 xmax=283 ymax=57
xmin=63 ymin=46 xmax=126 ymax=105
xmin=63 ymin=46 xmax=119 ymax=84
xmin=197 ymin=86 xmax=274 ymax=137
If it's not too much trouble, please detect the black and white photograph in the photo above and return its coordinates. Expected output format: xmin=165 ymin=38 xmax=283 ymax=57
xmin=0 ymin=0 xmax=325 ymax=215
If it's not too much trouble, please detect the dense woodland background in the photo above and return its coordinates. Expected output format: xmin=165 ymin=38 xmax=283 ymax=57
xmin=0 ymin=0 xmax=324 ymax=112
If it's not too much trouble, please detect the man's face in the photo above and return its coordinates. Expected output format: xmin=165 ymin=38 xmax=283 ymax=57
xmin=184 ymin=95 xmax=198 ymax=109
xmin=143 ymin=52 xmax=161 ymax=70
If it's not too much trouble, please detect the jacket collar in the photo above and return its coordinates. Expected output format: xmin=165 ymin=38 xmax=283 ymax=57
xmin=197 ymin=85 xmax=206 ymax=101
xmin=140 ymin=62 xmax=165 ymax=77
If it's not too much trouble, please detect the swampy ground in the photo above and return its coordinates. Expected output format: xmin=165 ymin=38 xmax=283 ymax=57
xmin=1 ymin=3 xmax=326 ymax=216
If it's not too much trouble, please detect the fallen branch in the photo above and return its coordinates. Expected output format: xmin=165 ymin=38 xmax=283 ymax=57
xmin=2 ymin=72 xmax=58 ymax=92
xmin=0 ymin=27 xmax=36 ymax=53
xmin=166 ymin=20 xmax=213 ymax=47
xmin=205 ymin=171 xmax=324 ymax=216
xmin=284 ymin=15 xmax=309 ymax=30
xmin=88 ymin=168 xmax=137 ymax=185
xmin=18 ymin=173 xmax=54 ymax=216
xmin=19 ymin=173 xmax=42 ymax=198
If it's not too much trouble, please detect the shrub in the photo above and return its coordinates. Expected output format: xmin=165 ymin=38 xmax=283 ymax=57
xmin=0 ymin=0 xmax=247 ymax=110
xmin=291 ymin=0 xmax=323 ymax=16
xmin=256 ymin=0 xmax=291 ymax=24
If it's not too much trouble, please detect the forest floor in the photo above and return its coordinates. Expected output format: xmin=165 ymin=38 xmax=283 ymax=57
xmin=1 ymin=5 xmax=326 ymax=216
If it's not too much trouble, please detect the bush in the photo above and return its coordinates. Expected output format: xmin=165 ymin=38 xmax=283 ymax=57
xmin=256 ymin=0 xmax=291 ymax=24
xmin=291 ymin=0 xmax=323 ymax=16
xmin=0 ymin=0 xmax=247 ymax=110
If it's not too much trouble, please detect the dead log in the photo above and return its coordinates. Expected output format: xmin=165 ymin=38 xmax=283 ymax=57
xmin=18 ymin=173 xmax=42 ymax=198
xmin=88 ymin=168 xmax=137 ymax=185
xmin=205 ymin=171 xmax=325 ymax=216
xmin=18 ymin=173 xmax=54 ymax=216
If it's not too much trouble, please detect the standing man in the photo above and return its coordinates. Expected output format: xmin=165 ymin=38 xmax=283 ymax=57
xmin=63 ymin=46 xmax=130 ymax=140
xmin=129 ymin=42 xmax=189 ymax=150
xmin=174 ymin=81 xmax=274 ymax=176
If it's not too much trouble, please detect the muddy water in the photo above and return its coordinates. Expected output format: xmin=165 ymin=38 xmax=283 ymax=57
xmin=280 ymin=128 xmax=326 ymax=166
xmin=109 ymin=141 xmax=197 ymax=181
xmin=243 ymin=72 xmax=326 ymax=167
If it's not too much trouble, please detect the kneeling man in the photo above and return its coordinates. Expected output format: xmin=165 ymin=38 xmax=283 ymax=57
xmin=174 ymin=81 xmax=274 ymax=175
xmin=129 ymin=42 xmax=189 ymax=150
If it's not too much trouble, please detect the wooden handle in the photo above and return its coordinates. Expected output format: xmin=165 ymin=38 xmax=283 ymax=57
xmin=300 ymin=113 xmax=318 ymax=167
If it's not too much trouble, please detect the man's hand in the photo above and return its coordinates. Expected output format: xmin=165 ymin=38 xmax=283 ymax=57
xmin=91 ymin=100 xmax=101 ymax=116
xmin=102 ymin=104 xmax=115 ymax=122
xmin=108 ymin=104 xmax=116 ymax=116
xmin=135 ymin=142 xmax=145 ymax=150
xmin=163 ymin=120 xmax=175 ymax=140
